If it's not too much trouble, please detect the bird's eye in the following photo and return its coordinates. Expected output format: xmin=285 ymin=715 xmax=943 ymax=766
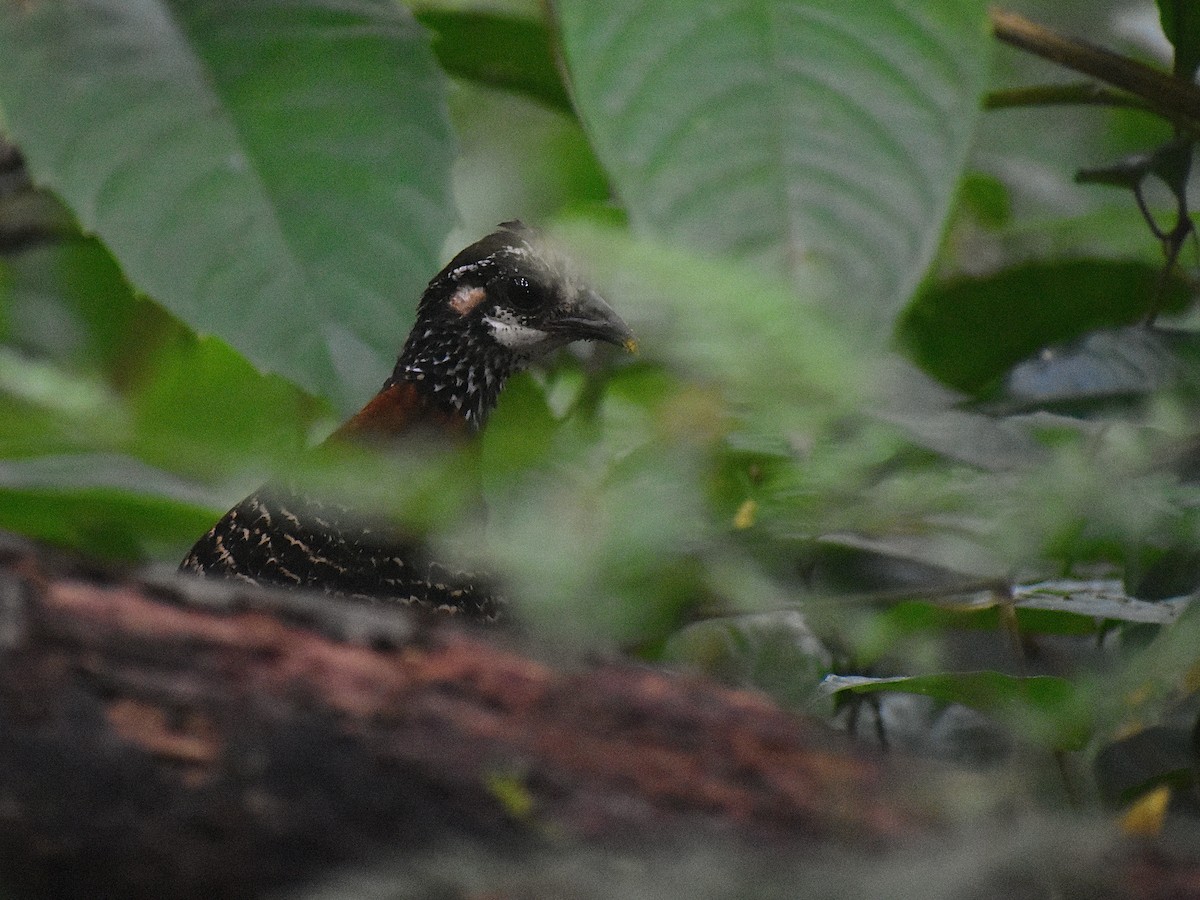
xmin=496 ymin=276 xmax=543 ymax=312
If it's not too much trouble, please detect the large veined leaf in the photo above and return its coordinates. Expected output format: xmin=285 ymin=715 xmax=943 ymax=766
xmin=553 ymin=0 xmax=992 ymax=336
xmin=0 ymin=0 xmax=456 ymax=413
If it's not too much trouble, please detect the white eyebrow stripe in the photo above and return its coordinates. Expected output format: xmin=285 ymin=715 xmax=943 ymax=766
xmin=446 ymin=245 xmax=537 ymax=281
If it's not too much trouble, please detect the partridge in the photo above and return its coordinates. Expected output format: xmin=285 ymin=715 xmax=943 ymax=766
xmin=180 ymin=222 xmax=634 ymax=620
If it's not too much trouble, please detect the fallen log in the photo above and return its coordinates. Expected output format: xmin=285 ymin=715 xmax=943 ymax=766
xmin=0 ymin=533 xmax=940 ymax=898
xmin=0 ymin=533 xmax=1195 ymax=899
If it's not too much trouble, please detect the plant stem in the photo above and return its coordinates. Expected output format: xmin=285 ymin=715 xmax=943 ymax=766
xmin=984 ymin=83 xmax=1154 ymax=112
xmin=990 ymin=9 xmax=1200 ymax=127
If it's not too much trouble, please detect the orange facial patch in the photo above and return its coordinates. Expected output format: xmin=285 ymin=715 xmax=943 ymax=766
xmin=449 ymin=285 xmax=487 ymax=317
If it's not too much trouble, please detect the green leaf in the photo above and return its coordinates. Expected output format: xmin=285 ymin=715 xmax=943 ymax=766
xmin=447 ymin=82 xmax=610 ymax=236
xmin=553 ymin=221 xmax=863 ymax=432
xmin=999 ymin=326 xmax=1186 ymax=409
xmin=956 ymin=172 xmax=1011 ymax=230
xmin=1011 ymin=579 xmax=1186 ymax=626
xmin=126 ymin=333 xmax=318 ymax=480
xmin=0 ymin=0 xmax=456 ymax=413
xmin=875 ymin=601 xmax=1101 ymax=640
xmin=553 ymin=0 xmax=992 ymax=335
xmin=815 ymin=530 xmax=1009 ymax=582
xmin=0 ymin=351 xmax=127 ymax=458
xmin=870 ymin=582 xmax=1185 ymax=647
xmin=872 ymin=362 xmax=1048 ymax=470
xmin=0 ymin=155 xmax=180 ymax=381
xmin=2 ymin=235 xmax=167 ymax=379
xmin=416 ymin=9 xmax=572 ymax=112
xmin=0 ymin=453 xmax=222 ymax=559
xmin=899 ymin=260 xmax=1190 ymax=395
xmin=1159 ymin=0 xmax=1200 ymax=80
xmin=480 ymin=371 xmax=559 ymax=482
xmin=824 ymin=670 xmax=1090 ymax=750
xmin=982 ymin=207 xmax=1171 ymax=271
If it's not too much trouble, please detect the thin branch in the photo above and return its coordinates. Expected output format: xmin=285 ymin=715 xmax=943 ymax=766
xmin=984 ymin=83 xmax=1154 ymax=112
xmin=990 ymin=8 xmax=1200 ymax=125
xmin=984 ymin=83 xmax=1200 ymax=141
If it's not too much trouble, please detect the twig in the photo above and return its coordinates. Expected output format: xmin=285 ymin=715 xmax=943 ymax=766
xmin=984 ymin=83 xmax=1155 ymax=112
xmin=990 ymin=8 xmax=1200 ymax=126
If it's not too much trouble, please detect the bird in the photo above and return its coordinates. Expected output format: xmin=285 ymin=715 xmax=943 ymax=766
xmin=179 ymin=221 xmax=635 ymax=620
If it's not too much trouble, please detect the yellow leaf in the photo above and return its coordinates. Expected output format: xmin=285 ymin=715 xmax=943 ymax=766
xmin=1120 ymin=784 xmax=1170 ymax=837
xmin=733 ymin=498 xmax=757 ymax=530
xmin=1183 ymin=660 xmax=1200 ymax=695
xmin=1125 ymin=682 xmax=1153 ymax=707
xmin=1112 ymin=720 xmax=1145 ymax=741
xmin=485 ymin=772 xmax=534 ymax=821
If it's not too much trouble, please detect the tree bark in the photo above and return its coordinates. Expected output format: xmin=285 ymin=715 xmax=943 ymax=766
xmin=0 ymin=533 xmax=1194 ymax=899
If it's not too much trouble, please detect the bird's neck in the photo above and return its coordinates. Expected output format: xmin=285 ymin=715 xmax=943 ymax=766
xmin=389 ymin=320 xmax=522 ymax=430
xmin=329 ymin=380 xmax=467 ymax=443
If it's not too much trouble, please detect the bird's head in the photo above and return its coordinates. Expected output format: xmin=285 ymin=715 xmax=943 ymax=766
xmin=394 ymin=221 xmax=635 ymax=426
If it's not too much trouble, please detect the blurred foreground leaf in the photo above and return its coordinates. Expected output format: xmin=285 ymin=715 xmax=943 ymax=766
xmin=664 ymin=612 xmax=834 ymax=716
xmin=126 ymin=333 xmax=318 ymax=480
xmin=0 ymin=453 xmax=220 ymax=558
xmin=553 ymin=220 xmax=864 ymax=431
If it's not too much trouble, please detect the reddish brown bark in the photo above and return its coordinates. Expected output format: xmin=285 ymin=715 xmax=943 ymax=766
xmin=0 ymin=535 xmax=938 ymax=897
xmin=0 ymin=535 xmax=1196 ymax=898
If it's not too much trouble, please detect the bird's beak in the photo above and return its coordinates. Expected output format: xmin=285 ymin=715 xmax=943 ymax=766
xmin=550 ymin=289 xmax=638 ymax=353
